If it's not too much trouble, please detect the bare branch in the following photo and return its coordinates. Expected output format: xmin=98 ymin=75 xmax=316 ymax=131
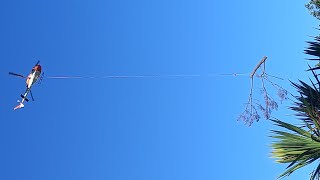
xmin=239 ymin=56 xmax=291 ymax=125
xmin=250 ymin=56 xmax=268 ymax=78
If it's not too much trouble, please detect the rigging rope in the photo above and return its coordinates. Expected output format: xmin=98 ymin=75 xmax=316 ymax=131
xmin=46 ymin=73 xmax=251 ymax=79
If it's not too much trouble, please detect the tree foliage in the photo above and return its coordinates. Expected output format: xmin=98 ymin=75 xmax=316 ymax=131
xmin=306 ymin=0 xmax=320 ymax=20
xmin=271 ymin=36 xmax=320 ymax=179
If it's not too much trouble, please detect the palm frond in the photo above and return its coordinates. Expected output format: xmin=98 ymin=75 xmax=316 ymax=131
xmin=269 ymin=30 xmax=320 ymax=179
xmin=305 ymin=37 xmax=320 ymax=58
xmin=271 ymin=119 xmax=320 ymax=179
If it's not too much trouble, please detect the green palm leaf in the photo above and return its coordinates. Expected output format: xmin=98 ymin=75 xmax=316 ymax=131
xmin=271 ymin=77 xmax=320 ymax=179
xmin=270 ymin=33 xmax=320 ymax=179
xmin=271 ymin=119 xmax=320 ymax=179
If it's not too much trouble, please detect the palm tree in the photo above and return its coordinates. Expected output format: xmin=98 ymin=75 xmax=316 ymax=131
xmin=271 ymin=36 xmax=320 ymax=179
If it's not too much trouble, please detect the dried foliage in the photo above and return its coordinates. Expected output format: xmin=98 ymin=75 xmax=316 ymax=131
xmin=238 ymin=58 xmax=289 ymax=126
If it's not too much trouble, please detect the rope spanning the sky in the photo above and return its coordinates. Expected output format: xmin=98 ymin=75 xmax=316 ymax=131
xmin=46 ymin=73 xmax=251 ymax=79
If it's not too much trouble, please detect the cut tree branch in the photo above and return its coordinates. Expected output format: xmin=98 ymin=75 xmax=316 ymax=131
xmin=250 ymin=56 xmax=268 ymax=78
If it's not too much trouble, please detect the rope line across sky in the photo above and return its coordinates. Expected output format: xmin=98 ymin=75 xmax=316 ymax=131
xmin=45 ymin=73 xmax=251 ymax=79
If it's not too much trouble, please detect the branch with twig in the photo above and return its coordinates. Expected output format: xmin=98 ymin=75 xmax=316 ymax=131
xmin=238 ymin=56 xmax=292 ymax=126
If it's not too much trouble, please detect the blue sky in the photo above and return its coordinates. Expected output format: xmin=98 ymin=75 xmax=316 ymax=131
xmin=0 ymin=0 xmax=318 ymax=179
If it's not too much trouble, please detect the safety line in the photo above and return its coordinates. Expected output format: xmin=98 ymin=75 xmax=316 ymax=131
xmin=46 ymin=73 xmax=251 ymax=79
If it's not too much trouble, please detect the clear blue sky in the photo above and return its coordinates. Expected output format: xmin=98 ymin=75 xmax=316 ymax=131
xmin=0 ymin=1 xmax=318 ymax=179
